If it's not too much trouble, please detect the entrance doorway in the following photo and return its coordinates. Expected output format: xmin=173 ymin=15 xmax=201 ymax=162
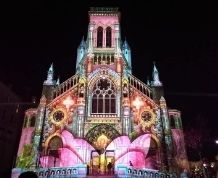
xmin=90 ymin=150 xmax=115 ymax=175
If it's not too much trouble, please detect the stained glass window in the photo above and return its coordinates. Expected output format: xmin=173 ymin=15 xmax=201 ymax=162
xmin=92 ymin=78 xmax=116 ymax=114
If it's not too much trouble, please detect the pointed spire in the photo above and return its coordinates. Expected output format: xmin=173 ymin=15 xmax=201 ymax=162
xmin=44 ymin=63 xmax=54 ymax=85
xmin=49 ymin=63 xmax=53 ymax=72
xmin=56 ymin=77 xmax=60 ymax=85
xmin=159 ymin=96 xmax=167 ymax=108
xmin=147 ymin=76 xmax=150 ymax=86
xmin=122 ymin=38 xmax=130 ymax=49
xmin=79 ymin=36 xmax=86 ymax=48
xmin=152 ymin=61 xmax=162 ymax=86
xmin=39 ymin=95 xmax=47 ymax=105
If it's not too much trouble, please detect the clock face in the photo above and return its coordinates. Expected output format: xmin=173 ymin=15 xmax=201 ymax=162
xmin=53 ymin=110 xmax=65 ymax=122
xmin=141 ymin=111 xmax=152 ymax=122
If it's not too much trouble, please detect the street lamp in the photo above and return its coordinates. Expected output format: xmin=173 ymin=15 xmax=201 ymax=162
xmin=215 ymin=140 xmax=218 ymax=144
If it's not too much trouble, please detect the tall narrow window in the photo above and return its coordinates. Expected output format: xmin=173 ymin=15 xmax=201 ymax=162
xmin=92 ymin=78 xmax=116 ymax=114
xmin=170 ymin=115 xmax=175 ymax=129
xmin=106 ymin=27 xmax=112 ymax=47
xmin=30 ymin=116 xmax=36 ymax=127
xmin=97 ymin=27 xmax=103 ymax=47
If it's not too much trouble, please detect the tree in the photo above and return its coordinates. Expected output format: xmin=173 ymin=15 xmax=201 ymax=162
xmin=184 ymin=115 xmax=211 ymax=176
xmin=16 ymin=144 xmax=35 ymax=169
xmin=184 ymin=115 xmax=210 ymax=161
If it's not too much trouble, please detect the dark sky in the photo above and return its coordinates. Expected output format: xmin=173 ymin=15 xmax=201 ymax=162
xmin=0 ymin=1 xmax=217 ymax=158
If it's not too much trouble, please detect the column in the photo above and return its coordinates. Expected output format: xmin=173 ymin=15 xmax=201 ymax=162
xmin=160 ymin=97 xmax=174 ymax=172
xmin=77 ymin=98 xmax=85 ymax=137
xmin=122 ymin=98 xmax=131 ymax=135
xmin=33 ymin=95 xmax=46 ymax=168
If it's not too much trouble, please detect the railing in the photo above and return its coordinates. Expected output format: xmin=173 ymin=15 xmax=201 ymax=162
xmin=128 ymin=74 xmax=152 ymax=98
xmin=116 ymin=165 xmax=177 ymax=178
xmin=93 ymin=53 xmax=115 ymax=65
xmin=36 ymin=166 xmax=87 ymax=178
xmin=127 ymin=168 xmax=177 ymax=178
xmin=52 ymin=74 xmax=79 ymax=99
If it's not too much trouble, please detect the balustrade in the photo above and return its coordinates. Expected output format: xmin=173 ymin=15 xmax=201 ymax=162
xmin=128 ymin=74 xmax=152 ymax=98
xmin=52 ymin=75 xmax=79 ymax=99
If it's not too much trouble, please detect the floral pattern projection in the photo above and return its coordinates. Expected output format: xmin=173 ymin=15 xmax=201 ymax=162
xmin=40 ymin=91 xmax=79 ymax=166
xmin=40 ymin=90 xmax=160 ymax=170
xmin=130 ymin=92 xmax=158 ymax=136
xmin=40 ymin=130 xmax=154 ymax=169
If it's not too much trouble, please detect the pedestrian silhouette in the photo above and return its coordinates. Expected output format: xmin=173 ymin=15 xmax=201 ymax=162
xmin=129 ymin=161 xmax=133 ymax=166
xmin=87 ymin=164 xmax=90 ymax=175
xmin=107 ymin=162 xmax=113 ymax=174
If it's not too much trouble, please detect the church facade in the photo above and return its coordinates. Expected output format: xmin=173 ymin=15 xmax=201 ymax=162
xmin=14 ymin=7 xmax=189 ymax=177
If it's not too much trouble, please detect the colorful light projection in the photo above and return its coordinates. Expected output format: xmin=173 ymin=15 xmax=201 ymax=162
xmin=63 ymin=96 xmax=74 ymax=110
xmin=17 ymin=128 xmax=35 ymax=155
xmin=132 ymin=97 xmax=144 ymax=110
xmin=171 ymin=129 xmax=189 ymax=171
xmin=94 ymin=134 xmax=110 ymax=150
xmin=40 ymin=130 xmax=156 ymax=169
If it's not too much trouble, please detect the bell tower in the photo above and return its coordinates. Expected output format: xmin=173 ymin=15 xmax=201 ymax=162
xmin=87 ymin=7 xmax=121 ymax=50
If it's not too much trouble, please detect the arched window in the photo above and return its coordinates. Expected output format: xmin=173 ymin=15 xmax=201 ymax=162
xmin=23 ymin=116 xmax=27 ymax=128
xmin=106 ymin=27 xmax=112 ymax=47
xmin=30 ymin=116 xmax=36 ymax=127
xmin=48 ymin=136 xmax=63 ymax=157
xmin=97 ymin=27 xmax=103 ymax=47
xmin=92 ymin=78 xmax=116 ymax=114
xmin=170 ymin=115 xmax=175 ymax=129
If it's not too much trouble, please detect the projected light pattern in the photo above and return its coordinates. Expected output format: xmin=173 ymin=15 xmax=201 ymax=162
xmin=40 ymin=130 xmax=156 ymax=169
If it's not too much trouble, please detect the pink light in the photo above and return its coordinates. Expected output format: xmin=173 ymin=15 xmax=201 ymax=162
xmin=63 ymin=96 xmax=74 ymax=109
xmin=17 ymin=127 xmax=34 ymax=155
xmin=132 ymin=97 xmax=143 ymax=110
xmin=215 ymin=140 xmax=218 ymax=144
xmin=40 ymin=130 xmax=156 ymax=169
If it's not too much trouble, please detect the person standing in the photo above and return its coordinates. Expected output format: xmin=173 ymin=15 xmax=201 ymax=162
xmin=129 ymin=161 xmax=133 ymax=167
xmin=107 ymin=162 xmax=113 ymax=174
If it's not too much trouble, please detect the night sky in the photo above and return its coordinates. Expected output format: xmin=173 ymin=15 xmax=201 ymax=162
xmin=0 ymin=1 xmax=217 ymax=159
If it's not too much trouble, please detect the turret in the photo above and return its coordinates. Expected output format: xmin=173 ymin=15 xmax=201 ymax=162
xmin=76 ymin=37 xmax=87 ymax=73
xmin=151 ymin=62 xmax=162 ymax=87
xmin=42 ymin=63 xmax=55 ymax=102
xmin=56 ymin=77 xmax=60 ymax=86
xmin=122 ymin=39 xmax=132 ymax=73
xmin=151 ymin=62 xmax=164 ymax=103
xmin=146 ymin=76 xmax=150 ymax=86
xmin=43 ymin=63 xmax=54 ymax=85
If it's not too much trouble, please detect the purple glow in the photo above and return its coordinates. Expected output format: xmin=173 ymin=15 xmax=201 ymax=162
xmin=108 ymin=134 xmax=151 ymax=168
xmin=17 ymin=127 xmax=34 ymax=155
xmin=171 ymin=129 xmax=189 ymax=170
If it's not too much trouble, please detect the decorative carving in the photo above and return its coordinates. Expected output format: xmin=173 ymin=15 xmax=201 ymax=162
xmin=139 ymin=109 xmax=156 ymax=132
xmin=49 ymin=107 xmax=68 ymax=127
xmin=85 ymin=124 xmax=120 ymax=148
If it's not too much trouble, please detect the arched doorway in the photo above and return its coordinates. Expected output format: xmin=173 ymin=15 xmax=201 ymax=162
xmin=97 ymin=27 xmax=103 ymax=47
xmin=47 ymin=136 xmax=63 ymax=167
xmin=86 ymin=124 xmax=119 ymax=174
